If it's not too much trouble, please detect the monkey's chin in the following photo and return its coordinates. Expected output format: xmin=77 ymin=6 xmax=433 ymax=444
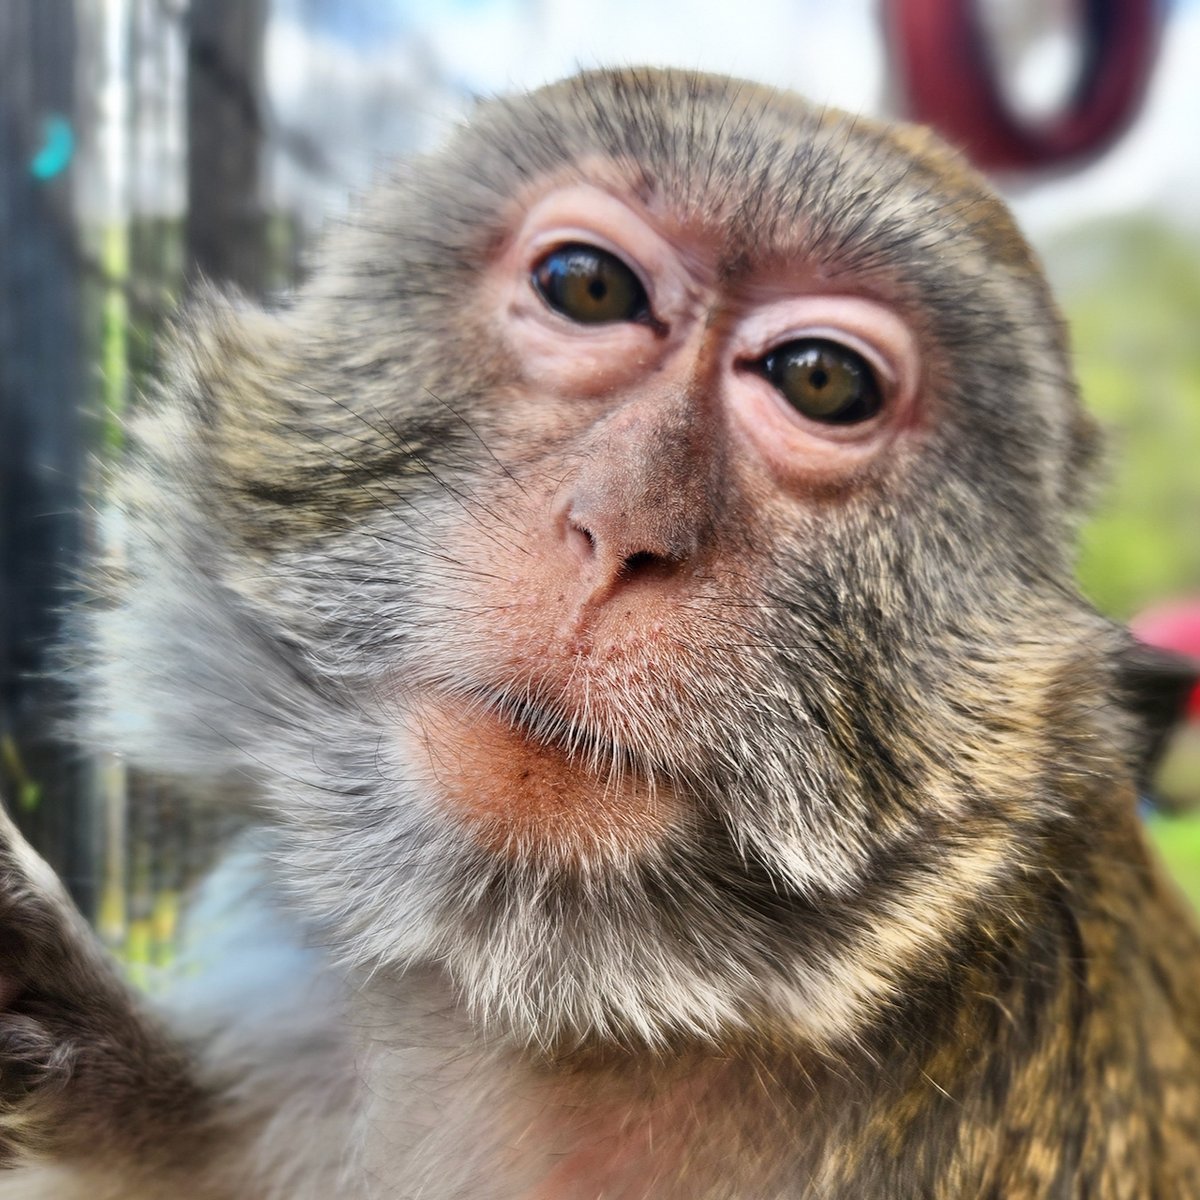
xmin=398 ymin=695 xmax=679 ymax=864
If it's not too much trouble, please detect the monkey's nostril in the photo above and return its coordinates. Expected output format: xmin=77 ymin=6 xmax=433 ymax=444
xmin=566 ymin=518 xmax=597 ymax=562
xmin=622 ymin=550 xmax=659 ymax=575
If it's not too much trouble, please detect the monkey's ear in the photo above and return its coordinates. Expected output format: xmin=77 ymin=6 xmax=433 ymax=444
xmin=1113 ymin=639 xmax=1200 ymax=786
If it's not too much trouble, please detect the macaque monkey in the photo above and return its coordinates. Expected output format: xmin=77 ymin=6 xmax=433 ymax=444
xmin=1 ymin=67 xmax=1199 ymax=1199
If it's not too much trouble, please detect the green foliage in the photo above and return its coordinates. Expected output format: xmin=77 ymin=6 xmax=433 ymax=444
xmin=1044 ymin=219 xmax=1200 ymax=908
xmin=1049 ymin=217 xmax=1200 ymax=619
xmin=0 ymin=734 xmax=41 ymax=812
xmin=1147 ymin=813 xmax=1200 ymax=912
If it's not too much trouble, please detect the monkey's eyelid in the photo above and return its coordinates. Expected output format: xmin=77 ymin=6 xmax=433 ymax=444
xmin=522 ymin=218 xmax=658 ymax=297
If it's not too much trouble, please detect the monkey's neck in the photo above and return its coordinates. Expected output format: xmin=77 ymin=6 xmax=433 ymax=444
xmin=351 ymin=810 xmax=1200 ymax=1199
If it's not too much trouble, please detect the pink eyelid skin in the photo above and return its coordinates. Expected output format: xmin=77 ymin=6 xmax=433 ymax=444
xmin=503 ymin=185 xmax=703 ymax=327
xmin=724 ymin=296 xmax=921 ymax=482
xmin=495 ymin=184 xmax=921 ymax=483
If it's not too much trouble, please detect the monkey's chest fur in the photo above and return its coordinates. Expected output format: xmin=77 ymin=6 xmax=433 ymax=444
xmin=347 ymin=833 xmax=1200 ymax=1200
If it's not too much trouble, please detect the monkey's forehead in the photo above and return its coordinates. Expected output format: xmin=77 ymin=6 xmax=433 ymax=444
xmin=440 ymin=67 xmax=1034 ymax=285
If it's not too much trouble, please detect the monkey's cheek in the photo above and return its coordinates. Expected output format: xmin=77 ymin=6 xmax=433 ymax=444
xmin=397 ymin=699 xmax=678 ymax=863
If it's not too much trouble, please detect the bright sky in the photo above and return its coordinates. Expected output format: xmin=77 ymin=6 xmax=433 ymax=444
xmin=269 ymin=0 xmax=1200 ymax=241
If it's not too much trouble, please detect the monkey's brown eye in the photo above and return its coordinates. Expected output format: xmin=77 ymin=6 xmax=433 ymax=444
xmin=532 ymin=243 xmax=649 ymax=324
xmin=759 ymin=339 xmax=883 ymax=424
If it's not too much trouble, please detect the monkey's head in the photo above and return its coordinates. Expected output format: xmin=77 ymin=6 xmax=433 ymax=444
xmin=96 ymin=69 xmax=1154 ymax=1052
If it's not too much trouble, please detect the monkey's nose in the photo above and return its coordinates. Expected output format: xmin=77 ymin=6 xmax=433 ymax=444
xmin=563 ymin=509 xmax=686 ymax=588
xmin=555 ymin=389 xmax=719 ymax=601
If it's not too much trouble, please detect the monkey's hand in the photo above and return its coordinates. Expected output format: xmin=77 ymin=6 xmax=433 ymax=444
xmin=0 ymin=801 xmax=213 ymax=1173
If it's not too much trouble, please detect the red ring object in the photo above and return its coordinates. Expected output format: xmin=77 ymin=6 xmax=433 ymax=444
xmin=885 ymin=0 xmax=1164 ymax=171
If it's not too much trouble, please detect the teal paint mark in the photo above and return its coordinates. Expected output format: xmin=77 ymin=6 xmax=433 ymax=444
xmin=30 ymin=115 xmax=75 ymax=180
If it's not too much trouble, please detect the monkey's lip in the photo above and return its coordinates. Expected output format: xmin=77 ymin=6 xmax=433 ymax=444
xmin=400 ymin=688 xmax=677 ymax=858
xmin=471 ymin=687 xmax=628 ymax=763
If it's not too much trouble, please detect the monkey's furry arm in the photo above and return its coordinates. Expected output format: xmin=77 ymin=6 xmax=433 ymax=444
xmin=0 ymin=808 xmax=350 ymax=1200
xmin=0 ymin=807 xmax=215 ymax=1190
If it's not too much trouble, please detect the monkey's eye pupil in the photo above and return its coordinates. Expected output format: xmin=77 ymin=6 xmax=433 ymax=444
xmin=532 ymin=243 xmax=649 ymax=325
xmin=758 ymin=339 xmax=882 ymax=424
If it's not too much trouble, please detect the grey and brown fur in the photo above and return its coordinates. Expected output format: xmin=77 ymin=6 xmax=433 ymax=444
xmin=0 ymin=67 xmax=1198 ymax=1198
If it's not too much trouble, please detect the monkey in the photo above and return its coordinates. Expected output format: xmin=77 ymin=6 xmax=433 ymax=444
xmin=0 ymin=65 xmax=1198 ymax=1199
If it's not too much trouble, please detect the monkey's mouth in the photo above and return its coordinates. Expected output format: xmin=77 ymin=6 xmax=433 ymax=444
xmin=476 ymin=687 xmax=630 ymax=768
xmin=400 ymin=686 xmax=678 ymax=860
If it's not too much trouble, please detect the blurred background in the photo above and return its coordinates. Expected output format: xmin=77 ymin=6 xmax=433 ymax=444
xmin=0 ymin=0 xmax=1197 ymax=979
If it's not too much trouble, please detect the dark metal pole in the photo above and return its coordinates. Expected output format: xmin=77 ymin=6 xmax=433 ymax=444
xmin=0 ymin=1 xmax=94 ymax=914
xmin=185 ymin=0 xmax=269 ymax=297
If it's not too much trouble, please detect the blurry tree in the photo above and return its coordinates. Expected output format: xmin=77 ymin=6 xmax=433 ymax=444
xmin=1052 ymin=218 xmax=1200 ymax=618
xmin=1055 ymin=218 xmax=1200 ymax=899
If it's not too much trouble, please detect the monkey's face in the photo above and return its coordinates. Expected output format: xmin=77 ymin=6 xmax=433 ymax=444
xmin=398 ymin=176 xmax=924 ymax=861
xmin=104 ymin=70 xmax=1120 ymax=1050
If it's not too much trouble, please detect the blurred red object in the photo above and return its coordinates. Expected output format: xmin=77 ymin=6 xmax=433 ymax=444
xmin=1132 ymin=603 xmax=1200 ymax=721
xmin=886 ymin=0 xmax=1163 ymax=171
